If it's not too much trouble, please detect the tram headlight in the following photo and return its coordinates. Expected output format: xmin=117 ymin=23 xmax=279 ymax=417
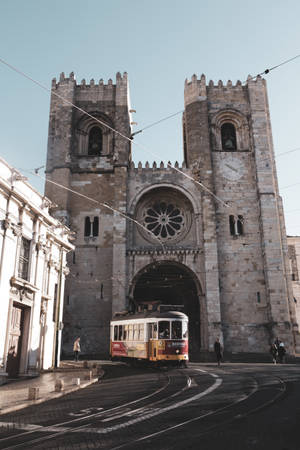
xmin=176 ymin=349 xmax=179 ymax=354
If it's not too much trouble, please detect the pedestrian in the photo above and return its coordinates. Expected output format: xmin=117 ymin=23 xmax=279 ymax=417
xmin=73 ymin=337 xmax=81 ymax=362
xmin=269 ymin=343 xmax=278 ymax=364
xmin=278 ymin=342 xmax=286 ymax=364
xmin=274 ymin=336 xmax=280 ymax=350
xmin=214 ymin=338 xmax=223 ymax=366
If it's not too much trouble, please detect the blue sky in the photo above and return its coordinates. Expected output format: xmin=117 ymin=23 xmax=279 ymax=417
xmin=1 ymin=0 xmax=300 ymax=234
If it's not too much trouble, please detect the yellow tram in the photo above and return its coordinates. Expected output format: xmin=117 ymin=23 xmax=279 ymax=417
xmin=110 ymin=306 xmax=189 ymax=366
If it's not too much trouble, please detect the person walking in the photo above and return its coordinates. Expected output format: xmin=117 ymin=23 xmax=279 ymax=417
xmin=214 ymin=338 xmax=223 ymax=366
xmin=278 ymin=342 xmax=286 ymax=363
xmin=270 ymin=343 xmax=278 ymax=364
xmin=274 ymin=337 xmax=281 ymax=351
xmin=73 ymin=337 xmax=81 ymax=362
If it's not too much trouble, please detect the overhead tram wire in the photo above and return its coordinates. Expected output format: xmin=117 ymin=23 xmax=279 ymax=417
xmin=245 ymin=53 xmax=300 ymax=82
xmin=131 ymin=109 xmax=184 ymax=137
xmin=22 ymin=169 xmax=166 ymax=251
xmin=0 ymin=57 xmax=228 ymax=209
xmin=2 ymin=52 xmax=300 ymax=208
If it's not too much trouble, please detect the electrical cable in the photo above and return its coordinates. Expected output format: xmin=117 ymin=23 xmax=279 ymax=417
xmin=131 ymin=109 xmax=184 ymax=137
xmin=245 ymin=53 xmax=300 ymax=82
xmin=0 ymin=57 xmax=228 ymax=208
xmin=21 ymin=168 xmax=166 ymax=251
xmin=280 ymin=181 xmax=300 ymax=190
xmin=2 ymin=54 xmax=300 ymax=217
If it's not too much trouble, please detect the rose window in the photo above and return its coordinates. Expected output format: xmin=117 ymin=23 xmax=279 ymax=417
xmin=143 ymin=202 xmax=185 ymax=239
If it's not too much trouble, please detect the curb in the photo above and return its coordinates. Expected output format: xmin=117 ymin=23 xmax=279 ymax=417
xmin=0 ymin=370 xmax=104 ymax=416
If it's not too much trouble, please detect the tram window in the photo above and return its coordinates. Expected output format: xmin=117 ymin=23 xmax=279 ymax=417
xmin=139 ymin=323 xmax=144 ymax=341
xmin=118 ymin=325 xmax=123 ymax=340
xmin=148 ymin=323 xmax=153 ymax=339
xmin=133 ymin=324 xmax=139 ymax=340
xmin=172 ymin=321 xmax=182 ymax=339
xmin=124 ymin=325 xmax=128 ymax=340
xmin=114 ymin=325 xmax=118 ymax=340
xmin=129 ymin=324 xmax=133 ymax=340
xmin=159 ymin=321 xmax=170 ymax=339
xmin=149 ymin=322 xmax=158 ymax=339
xmin=183 ymin=321 xmax=188 ymax=338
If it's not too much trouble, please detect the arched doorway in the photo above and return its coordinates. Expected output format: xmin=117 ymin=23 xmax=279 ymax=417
xmin=131 ymin=262 xmax=201 ymax=358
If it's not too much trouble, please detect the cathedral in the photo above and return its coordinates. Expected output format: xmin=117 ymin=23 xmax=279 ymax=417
xmin=45 ymin=71 xmax=300 ymax=359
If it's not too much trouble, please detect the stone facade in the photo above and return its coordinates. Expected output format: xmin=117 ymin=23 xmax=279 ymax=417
xmin=0 ymin=157 xmax=74 ymax=384
xmin=45 ymin=72 xmax=300 ymax=359
xmin=287 ymin=236 xmax=300 ymax=328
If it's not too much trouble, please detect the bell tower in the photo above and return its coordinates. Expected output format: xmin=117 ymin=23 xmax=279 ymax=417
xmin=45 ymin=72 xmax=132 ymax=356
xmin=183 ymin=74 xmax=300 ymax=354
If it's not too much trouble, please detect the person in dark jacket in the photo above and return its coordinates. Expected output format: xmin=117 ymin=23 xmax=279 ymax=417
xmin=270 ymin=343 xmax=278 ymax=364
xmin=278 ymin=342 xmax=286 ymax=363
xmin=214 ymin=338 xmax=223 ymax=366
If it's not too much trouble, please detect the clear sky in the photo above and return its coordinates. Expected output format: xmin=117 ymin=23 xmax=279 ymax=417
xmin=1 ymin=0 xmax=300 ymax=234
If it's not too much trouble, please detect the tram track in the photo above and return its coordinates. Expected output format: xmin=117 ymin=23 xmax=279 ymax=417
xmin=0 ymin=367 xmax=291 ymax=450
xmin=0 ymin=369 xmax=191 ymax=449
xmin=111 ymin=373 xmax=288 ymax=450
xmin=0 ymin=368 xmax=223 ymax=449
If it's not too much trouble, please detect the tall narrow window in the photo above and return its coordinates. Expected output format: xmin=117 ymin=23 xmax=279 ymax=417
xmin=229 ymin=215 xmax=235 ymax=236
xmin=88 ymin=126 xmax=102 ymax=155
xmin=221 ymin=123 xmax=237 ymax=150
xmin=84 ymin=216 xmax=99 ymax=238
xmin=53 ymin=283 xmax=58 ymax=322
xmin=237 ymin=215 xmax=244 ymax=235
xmin=18 ymin=237 xmax=31 ymax=280
xmin=93 ymin=217 xmax=99 ymax=237
xmin=84 ymin=217 xmax=91 ymax=237
xmin=229 ymin=215 xmax=244 ymax=236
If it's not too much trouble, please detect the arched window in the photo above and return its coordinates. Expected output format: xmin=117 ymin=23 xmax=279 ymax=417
xmin=229 ymin=214 xmax=244 ymax=236
xmin=88 ymin=127 xmax=102 ymax=155
xmin=221 ymin=123 xmax=237 ymax=150
xmin=84 ymin=216 xmax=99 ymax=238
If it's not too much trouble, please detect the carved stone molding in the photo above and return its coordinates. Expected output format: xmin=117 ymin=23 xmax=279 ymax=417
xmin=2 ymin=218 xmax=21 ymax=236
xmin=10 ymin=276 xmax=38 ymax=302
xmin=42 ymin=197 xmax=52 ymax=209
xmin=63 ymin=266 xmax=70 ymax=276
xmin=127 ymin=247 xmax=202 ymax=256
xmin=11 ymin=223 xmax=22 ymax=237
xmin=47 ymin=258 xmax=59 ymax=270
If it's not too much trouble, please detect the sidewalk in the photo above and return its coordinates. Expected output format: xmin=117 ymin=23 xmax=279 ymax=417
xmin=0 ymin=361 xmax=104 ymax=415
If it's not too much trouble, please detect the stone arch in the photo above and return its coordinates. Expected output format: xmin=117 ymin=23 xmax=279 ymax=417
xmin=129 ymin=260 xmax=203 ymax=358
xmin=74 ymin=112 xmax=114 ymax=156
xmin=129 ymin=184 xmax=200 ymax=247
xmin=210 ymin=109 xmax=250 ymax=151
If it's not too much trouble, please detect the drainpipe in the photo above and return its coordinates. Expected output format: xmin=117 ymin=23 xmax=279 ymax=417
xmin=53 ymin=247 xmax=64 ymax=368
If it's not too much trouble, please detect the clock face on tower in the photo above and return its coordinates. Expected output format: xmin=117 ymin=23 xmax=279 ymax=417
xmin=220 ymin=154 xmax=246 ymax=181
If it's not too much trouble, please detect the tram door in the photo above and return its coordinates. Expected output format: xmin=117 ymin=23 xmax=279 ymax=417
xmin=148 ymin=323 xmax=157 ymax=359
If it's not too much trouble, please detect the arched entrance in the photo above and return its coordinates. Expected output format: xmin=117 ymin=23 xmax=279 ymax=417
xmin=131 ymin=262 xmax=201 ymax=357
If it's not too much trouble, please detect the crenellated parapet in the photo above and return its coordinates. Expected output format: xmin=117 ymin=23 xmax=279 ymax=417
xmin=51 ymin=71 xmax=129 ymax=105
xmin=129 ymin=160 xmax=187 ymax=172
xmin=184 ymin=73 xmax=207 ymax=107
xmin=184 ymin=73 xmax=265 ymax=107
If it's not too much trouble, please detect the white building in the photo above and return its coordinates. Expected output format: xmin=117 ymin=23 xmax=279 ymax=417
xmin=0 ymin=157 xmax=74 ymax=384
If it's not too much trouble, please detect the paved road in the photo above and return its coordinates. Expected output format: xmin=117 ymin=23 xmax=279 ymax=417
xmin=0 ymin=362 xmax=299 ymax=449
